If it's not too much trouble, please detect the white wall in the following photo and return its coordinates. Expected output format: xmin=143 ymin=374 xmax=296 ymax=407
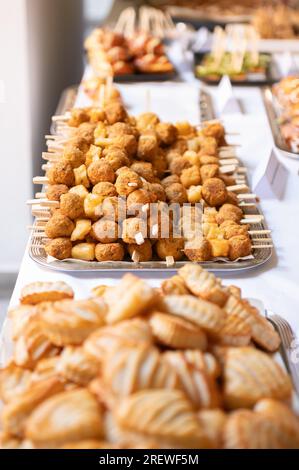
xmin=0 ymin=0 xmax=84 ymax=275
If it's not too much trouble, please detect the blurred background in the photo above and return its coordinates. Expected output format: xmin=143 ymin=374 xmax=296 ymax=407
xmin=0 ymin=0 xmax=299 ymax=314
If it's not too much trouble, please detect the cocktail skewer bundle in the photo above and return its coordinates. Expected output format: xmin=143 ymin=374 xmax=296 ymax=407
xmin=28 ymin=87 xmax=272 ymax=265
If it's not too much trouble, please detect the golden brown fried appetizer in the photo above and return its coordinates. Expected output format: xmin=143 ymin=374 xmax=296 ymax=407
xmin=91 ymin=219 xmax=119 ymax=243
xmin=156 ymin=238 xmax=184 ymax=261
xmin=104 ymin=102 xmax=127 ymax=125
xmin=220 ymin=220 xmax=248 ymax=240
xmin=161 ymin=174 xmax=180 ymax=188
xmin=45 ymin=214 xmax=75 ymax=239
xmin=47 ymin=162 xmax=75 ymax=187
xmin=127 ymin=189 xmax=152 ymax=213
xmin=127 ymin=239 xmax=152 ymax=262
xmin=67 ymin=108 xmax=90 ymax=127
xmin=76 ymin=122 xmax=97 ymax=144
xmin=87 ymin=161 xmax=115 ymax=185
xmin=60 ymin=193 xmax=84 ymax=220
xmin=180 ymin=166 xmax=201 ymax=189
xmin=45 ymin=238 xmax=72 ymax=260
xmin=148 ymin=182 xmax=166 ymax=203
xmin=226 ymin=191 xmax=239 ymax=206
xmin=199 ymin=155 xmax=219 ymax=166
xmin=20 ymin=281 xmax=73 ymax=305
xmin=155 ymin=122 xmax=177 ymax=146
xmin=62 ymin=145 xmax=86 ymax=169
xmin=229 ymin=235 xmax=252 ymax=261
xmin=104 ymin=148 xmax=130 ymax=171
xmin=71 ymin=243 xmax=96 ymax=261
xmin=216 ymin=204 xmax=243 ymax=225
xmin=71 ymin=219 xmax=92 ymax=242
xmin=202 ymin=178 xmax=228 ymax=207
xmin=165 ymin=183 xmax=188 ymax=204
xmin=136 ymin=112 xmax=160 ymax=132
xmin=115 ymin=168 xmax=142 ymax=196
xmin=202 ymin=122 xmax=225 ymax=143
xmin=95 ymin=242 xmax=125 ymax=262
xmin=130 ymin=161 xmax=156 ymax=182
xmin=137 ymin=134 xmax=158 ymax=161
xmin=169 ymin=156 xmax=191 ymax=176
xmin=122 ymin=217 xmax=147 ymax=244
xmin=161 ymin=275 xmax=190 ymax=296
xmin=108 ymin=122 xmax=138 ymax=139
xmin=92 ymin=181 xmax=117 ymax=200
xmin=46 ymin=184 xmax=69 ymax=202
xmin=200 ymin=164 xmax=219 ymax=182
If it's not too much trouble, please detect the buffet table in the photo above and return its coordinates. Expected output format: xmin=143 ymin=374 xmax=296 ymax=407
xmin=4 ymin=77 xmax=299 ymax=338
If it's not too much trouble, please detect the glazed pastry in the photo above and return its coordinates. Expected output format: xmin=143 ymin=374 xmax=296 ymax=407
xmin=160 ymin=275 xmax=190 ymax=296
xmin=0 ymin=362 xmax=32 ymax=403
xmin=222 ymin=347 xmax=292 ymax=409
xmin=160 ymin=295 xmax=226 ymax=334
xmin=38 ymin=299 xmax=107 ymax=346
xmin=115 ymin=389 xmax=212 ymax=449
xmin=209 ymin=314 xmax=252 ymax=347
xmin=164 ymin=350 xmax=221 ymax=409
xmin=179 ymin=264 xmax=228 ymax=307
xmin=20 ymin=282 xmax=74 ymax=305
xmin=149 ymin=312 xmax=207 ymax=350
xmin=25 ymin=389 xmax=103 ymax=448
xmin=57 ymin=347 xmax=100 ymax=386
xmin=197 ymin=409 xmax=227 ymax=448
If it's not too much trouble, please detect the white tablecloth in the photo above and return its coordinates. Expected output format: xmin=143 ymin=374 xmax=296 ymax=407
xmin=4 ymin=60 xmax=299 ymax=343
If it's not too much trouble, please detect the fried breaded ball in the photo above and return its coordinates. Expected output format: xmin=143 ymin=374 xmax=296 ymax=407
xmin=220 ymin=221 xmax=249 ymax=239
xmin=108 ymin=122 xmax=138 ymax=139
xmin=147 ymin=201 xmax=173 ymax=239
xmin=101 ymin=196 xmax=126 ymax=222
xmin=229 ymin=235 xmax=252 ymax=261
xmin=165 ymin=150 xmax=181 ymax=164
xmin=62 ymin=145 xmax=86 ymax=169
xmin=115 ymin=168 xmax=142 ymax=196
xmin=136 ymin=112 xmax=160 ymax=132
xmin=200 ymin=164 xmax=219 ymax=182
xmin=148 ymin=183 xmax=166 ymax=203
xmin=122 ymin=217 xmax=147 ymax=244
xmin=87 ymin=161 xmax=115 ymax=185
xmin=184 ymin=239 xmax=212 ymax=261
xmin=202 ymin=122 xmax=225 ymax=143
xmin=202 ymin=178 xmax=228 ymax=207
xmin=130 ymin=161 xmax=156 ymax=182
xmin=169 ymin=157 xmax=191 ymax=176
xmin=45 ymin=214 xmax=75 ymax=238
xmin=137 ymin=135 xmax=158 ymax=161
xmin=226 ymin=191 xmax=239 ymax=206
xmin=103 ymin=148 xmax=130 ymax=171
xmin=68 ymin=136 xmax=90 ymax=153
xmin=165 ymin=183 xmax=188 ymax=204
xmin=110 ymin=134 xmax=137 ymax=157
xmin=127 ymin=189 xmax=152 ymax=213
xmin=198 ymin=136 xmax=218 ymax=156
xmin=180 ymin=166 xmax=201 ymax=189
xmin=92 ymin=182 xmax=117 ymax=200
xmin=215 ymin=204 xmax=243 ymax=224
xmin=46 ymin=184 xmax=69 ymax=201
xmin=68 ymin=108 xmax=90 ymax=127
xmin=155 ymin=122 xmax=177 ymax=146
xmin=76 ymin=122 xmax=97 ymax=144
xmin=161 ymin=174 xmax=180 ymax=188
xmin=156 ymin=237 xmax=184 ymax=261
xmin=151 ymin=150 xmax=167 ymax=178
xmin=47 ymin=162 xmax=75 ymax=187
xmin=44 ymin=238 xmax=72 ymax=260
xmin=170 ymin=138 xmax=188 ymax=154
xmin=95 ymin=242 xmax=125 ymax=262
xmin=88 ymin=108 xmax=105 ymax=124
xmin=104 ymin=102 xmax=127 ymax=125
xmin=127 ymin=239 xmax=152 ymax=262
xmin=91 ymin=219 xmax=119 ymax=243
xmin=60 ymin=193 xmax=84 ymax=220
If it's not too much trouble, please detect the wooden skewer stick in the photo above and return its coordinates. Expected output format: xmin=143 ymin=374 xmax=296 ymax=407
xmin=220 ymin=165 xmax=237 ymax=174
xmin=239 ymin=202 xmax=257 ymax=208
xmin=128 ymin=182 xmax=138 ymax=188
xmin=52 ymin=113 xmax=70 ymax=122
xmin=166 ymin=256 xmax=175 ymax=267
xmin=219 ymin=158 xmax=239 ymax=165
xmin=236 ymin=167 xmax=247 ymax=174
xmin=42 ymin=152 xmax=60 ymax=161
xmin=27 ymin=199 xmax=59 ymax=207
xmin=219 ymin=144 xmax=241 ymax=149
xmin=251 ymin=238 xmax=272 ymax=243
xmin=237 ymin=193 xmax=257 ymax=200
xmin=33 ymin=176 xmax=49 ymax=185
xmin=219 ymin=152 xmax=237 ymax=159
xmin=131 ymin=250 xmax=140 ymax=263
xmin=248 ymin=230 xmax=271 ymax=235
xmin=227 ymin=184 xmax=249 ymax=192
xmin=151 ymin=224 xmax=159 ymax=237
xmin=35 ymin=192 xmax=44 ymax=199
xmin=241 ymin=217 xmax=264 ymax=224
xmin=135 ymin=232 xmax=145 ymax=246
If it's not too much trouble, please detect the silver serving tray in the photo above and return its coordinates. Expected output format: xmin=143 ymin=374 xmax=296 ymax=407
xmin=262 ymin=86 xmax=299 ymax=160
xmin=30 ymin=87 xmax=272 ymax=272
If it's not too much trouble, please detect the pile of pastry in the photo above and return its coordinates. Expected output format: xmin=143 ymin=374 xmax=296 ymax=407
xmin=1 ymin=264 xmax=298 ymax=449
xmin=85 ymin=28 xmax=174 ymax=77
xmin=31 ymin=97 xmax=265 ymax=264
xmin=273 ymin=76 xmax=299 ymax=153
